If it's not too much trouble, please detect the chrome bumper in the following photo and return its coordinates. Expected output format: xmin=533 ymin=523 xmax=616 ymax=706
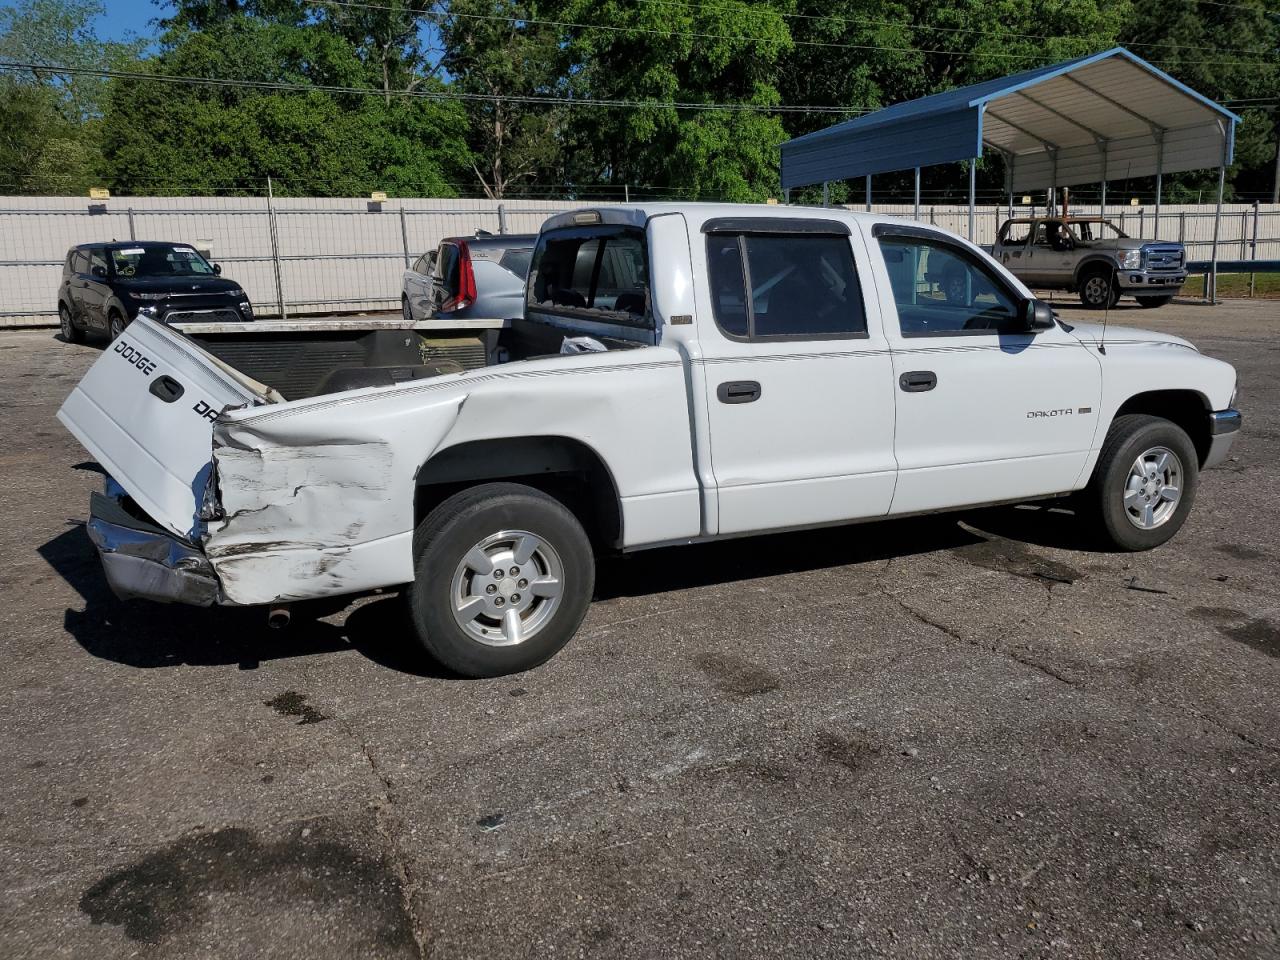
xmin=1203 ymin=409 xmax=1242 ymax=469
xmin=1116 ymin=271 xmax=1186 ymax=291
xmin=87 ymin=484 xmax=220 ymax=606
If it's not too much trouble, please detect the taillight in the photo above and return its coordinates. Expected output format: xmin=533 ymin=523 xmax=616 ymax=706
xmin=442 ymin=241 xmax=477 ymax=312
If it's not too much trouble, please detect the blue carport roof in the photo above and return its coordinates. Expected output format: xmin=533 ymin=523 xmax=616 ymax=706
xmin=780 ymin=47 xmax=1239 ymax=192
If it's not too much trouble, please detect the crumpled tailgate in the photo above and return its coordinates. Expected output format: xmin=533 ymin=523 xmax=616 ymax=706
xmin=57 ymin=317 xmax=266 ymax=540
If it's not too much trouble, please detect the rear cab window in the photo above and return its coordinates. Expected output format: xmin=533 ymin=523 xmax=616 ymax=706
xmin=703 ymin=219 xmax=867 ymax=341
xmin=526 ymin=225 xmax=651 ymax=327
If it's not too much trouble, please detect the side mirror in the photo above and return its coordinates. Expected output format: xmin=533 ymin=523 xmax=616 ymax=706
xmin=213 ymin=263 xmax=222 ymax=275
xmin=1024 ymin=299 xmax=1056 ymax=332
xmin=91 ymin=264 xmax=108 ymax=279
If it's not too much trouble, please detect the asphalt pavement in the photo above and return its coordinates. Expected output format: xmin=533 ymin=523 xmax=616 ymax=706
xmin=1 ymin=298 xmax=1277 ymax=959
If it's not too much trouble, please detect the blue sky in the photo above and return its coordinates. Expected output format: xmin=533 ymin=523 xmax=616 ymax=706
xmin=94 ymin=0 xmax=169 ymax=42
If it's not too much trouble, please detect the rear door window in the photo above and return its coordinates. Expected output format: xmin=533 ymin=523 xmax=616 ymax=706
xmin=1001 ymin=222 xmax=1032 ymax=245
xmin=527 ymin=226 xmax=650 ymax=325
xmin=706 ymin=232 xmax=867 ymax=340
xmin=498 ymin=247 xmax=533 ymax=278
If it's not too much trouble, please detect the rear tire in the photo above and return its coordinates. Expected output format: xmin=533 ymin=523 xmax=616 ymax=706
xmin=408 ymin=482 xmax=595 ymax=677
xmin=402 ymin=294 xmax=413 ymax=324
xmin=1135 ymin=295 xmax=1174 ymax=308
xmin=1083 ymin=414 xmax=1199 ymax=551
xmin=1078 ymin=268 xmax=1120 ymax=309
xmin=107 ymin=310 xmax=126 ymax=341
xmin=59 ymin=304 xmax=82 ymax=343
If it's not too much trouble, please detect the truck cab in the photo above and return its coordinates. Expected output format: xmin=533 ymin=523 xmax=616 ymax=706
xmin=992 ymin=216 xmax=1187 ymax=309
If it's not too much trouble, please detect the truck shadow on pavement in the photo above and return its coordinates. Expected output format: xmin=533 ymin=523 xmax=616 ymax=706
xmin=39 ymin=522 xmax=447 ymax=676
xmin=40 ymin=503 xmax=1096 ymax=676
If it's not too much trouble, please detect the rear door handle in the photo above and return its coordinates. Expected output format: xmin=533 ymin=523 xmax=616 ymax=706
xmin=717 ymin=380 xmax=761 ymax=404
xmin=899 ymin=370 xmax=937 ymax=393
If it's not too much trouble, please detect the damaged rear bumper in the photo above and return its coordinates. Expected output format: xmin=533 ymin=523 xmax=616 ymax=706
xmin=87 ymin=481 xmax=221 ymax=606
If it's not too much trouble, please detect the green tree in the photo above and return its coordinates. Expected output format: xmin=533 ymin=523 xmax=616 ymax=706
xmin=1122 ymin=0 xmax=1280 ymax=201
xmin=556 ymin=0 xmax=793 ymax=200
xmin=100 ymin=13 xmax=470 ymax=195
xmin=0 ymin=0 xmax=144 ymax=192
xmin=437 ymin=0 xmax=567 ymax=198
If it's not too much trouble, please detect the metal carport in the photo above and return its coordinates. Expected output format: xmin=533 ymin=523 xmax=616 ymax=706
xmin=780 ymin=47 xmax=1241 ymax=299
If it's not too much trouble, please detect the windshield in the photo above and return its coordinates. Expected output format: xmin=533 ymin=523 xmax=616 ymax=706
xmin=110 ymin=245 xmax=216 ymax=278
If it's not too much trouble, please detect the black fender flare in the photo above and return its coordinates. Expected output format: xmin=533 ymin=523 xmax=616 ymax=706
xmin=1073 ymin=255 xmax=1117 ymax=286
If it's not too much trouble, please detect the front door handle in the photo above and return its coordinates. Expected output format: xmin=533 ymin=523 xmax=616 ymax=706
xmin=899 ymin=370 xmax=937 ymax=393
xmin=717 ymin=380 xmax=761 ymax=404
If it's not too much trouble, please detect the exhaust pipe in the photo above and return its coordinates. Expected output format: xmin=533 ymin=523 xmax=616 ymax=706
xmin=267 ymin=604 xmax=292 ymax=629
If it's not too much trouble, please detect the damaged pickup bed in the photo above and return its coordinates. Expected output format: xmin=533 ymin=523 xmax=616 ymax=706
xmin=59 ymin=204 xmax=1240 ymax=678
xmin=60 ymin=301 xmax=653 ymax=610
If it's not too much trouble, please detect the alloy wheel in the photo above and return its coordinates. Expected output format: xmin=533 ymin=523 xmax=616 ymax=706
xmin=449 ymin=530 xmax=565 ymax=647
xmin=1123 ymin=445 xmax=1183 ymax=530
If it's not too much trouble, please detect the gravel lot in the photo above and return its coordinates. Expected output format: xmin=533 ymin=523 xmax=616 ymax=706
xmin=1 ymin=299 xmax=1277 ymax=959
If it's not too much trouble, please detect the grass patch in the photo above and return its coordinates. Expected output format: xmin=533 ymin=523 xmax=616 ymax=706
xmin=1185 ymin=272 xmax=1280 ymax=299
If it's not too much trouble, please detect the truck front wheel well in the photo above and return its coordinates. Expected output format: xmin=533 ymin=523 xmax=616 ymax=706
xmin=1074 ymin=259 xmax=1114 ymax=284
xmin=414 ymin=436 xmax=623 ymax=549
xmin=1112 ymin=390 xmax=1212 ymax=465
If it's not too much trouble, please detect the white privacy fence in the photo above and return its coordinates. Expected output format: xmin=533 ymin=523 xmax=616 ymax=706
xmin=3 ymin=195 xmax=1278 ymax=327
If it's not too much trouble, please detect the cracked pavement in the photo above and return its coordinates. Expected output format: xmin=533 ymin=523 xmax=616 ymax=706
xmin=1 ymin=298 xmax=1278 ymax=958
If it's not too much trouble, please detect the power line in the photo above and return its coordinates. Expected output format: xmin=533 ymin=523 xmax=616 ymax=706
xmin=0 ymin=60 xmax=865 ymax=113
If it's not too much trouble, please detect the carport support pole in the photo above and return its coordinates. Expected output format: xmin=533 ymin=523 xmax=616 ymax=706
xmin=967 ymin=162 xmax=976 ymax=241
xmin=1210 ymin=157 xmax=1226 ymax=305
xmin=822 ymin=181 xmax=829 ymax=207
xmin=865 ymin=175 xmax=872 ymax=212
xmin=913 ymin=167 xmax=921 ymax=222
xmin=1154 ymin=136 xmax=1164 ymax=240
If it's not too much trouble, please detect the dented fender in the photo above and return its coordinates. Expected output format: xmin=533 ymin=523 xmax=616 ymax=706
xmin=204 ymin=395 xmax=466 ymax=604
xmin=199 ymin=347 xmax=700 ymax=606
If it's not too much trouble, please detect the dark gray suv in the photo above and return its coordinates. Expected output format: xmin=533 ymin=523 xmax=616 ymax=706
xmin=57 ymin=241 xmax=253 ymax=342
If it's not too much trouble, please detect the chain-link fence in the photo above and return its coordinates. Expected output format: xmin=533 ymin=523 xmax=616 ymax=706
xmin=4 ymin=195 xmax=1279 ymax=327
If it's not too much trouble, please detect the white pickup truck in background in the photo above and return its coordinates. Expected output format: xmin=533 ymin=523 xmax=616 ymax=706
xmin=58 ymin=204 xmax=1241 ymax=677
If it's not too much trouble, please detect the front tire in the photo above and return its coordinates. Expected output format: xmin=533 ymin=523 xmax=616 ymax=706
xmin=1084 ymin=414 xmax=1199 ymax=551
xmin=408 ymin=483 xmax=595 ymax=677
xmin=1135 ymin=295 xmax=1174 ymax=309
xmin=1079 ymin=268 xmax=1120 ymax=309
xmin=59 ymin=304 xmax=83 ymax=343
xmin=402 ymin=294 xmax=413 ymax=324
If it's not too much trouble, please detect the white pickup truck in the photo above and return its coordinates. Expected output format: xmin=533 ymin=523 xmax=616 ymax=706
xmin=58 ymin=204 xmax=1241 ymax=677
